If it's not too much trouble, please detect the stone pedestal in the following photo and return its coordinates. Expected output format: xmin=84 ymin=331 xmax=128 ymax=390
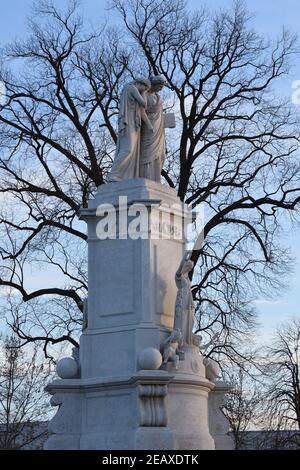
xmin=79 ymin=179 xmax=187 ymax=380
xmin=44 ymin=179 xmax=219 ymax=450
xmin=208 ymin=381 xmax=234 ymax=450
xmin=166 ymin=346 xmax=215 ymax=450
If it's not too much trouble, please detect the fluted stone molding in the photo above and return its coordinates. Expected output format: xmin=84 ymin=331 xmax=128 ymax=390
xmin=138 ymin=384 xmax=168 ymax=427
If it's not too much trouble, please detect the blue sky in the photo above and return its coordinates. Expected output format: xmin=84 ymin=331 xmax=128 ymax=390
xmin=0 ymin=0 xmax=299 ymax=342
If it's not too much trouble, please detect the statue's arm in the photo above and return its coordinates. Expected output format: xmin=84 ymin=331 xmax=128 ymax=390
xmin=175 ymin=267 xmax=183 ymax=281
xmin=130 ymin=86 xmax=147 ymax=107
xmin=175 ymin=273 xmax=182 ymax=289
xmin=176 ymin=250 xmax=192 ymax=276
xmin=200 ymin=333 xmax=219 ymax=351
xmin=141 ymin=108 xmax=154 ymax=131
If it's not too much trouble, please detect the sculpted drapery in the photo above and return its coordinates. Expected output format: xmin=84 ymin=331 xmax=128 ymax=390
xmin=108 ymin=75 xmax=168 ymax=183
xmin=139 ymin=76 xmax=167 ymax=182
xmin=108 ymin=78 xmax=152 ymax=182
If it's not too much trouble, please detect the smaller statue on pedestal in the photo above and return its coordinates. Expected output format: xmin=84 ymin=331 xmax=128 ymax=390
xmin=174 ymin=251 xmax=195 ymax=346
xmin=196 ymin=333 xmax=221 ymax=382
xmin=162 ymin=329 xmax=183 ymax=369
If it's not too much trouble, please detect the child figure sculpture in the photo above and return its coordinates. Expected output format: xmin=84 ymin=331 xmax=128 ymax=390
xmin=162 ymin=329 xmax=183 ymax=370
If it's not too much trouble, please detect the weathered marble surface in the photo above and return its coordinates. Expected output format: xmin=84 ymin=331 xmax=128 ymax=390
xmin=44 ymin=179 xmax=231 ymax=450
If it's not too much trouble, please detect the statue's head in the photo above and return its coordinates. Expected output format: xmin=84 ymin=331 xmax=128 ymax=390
xmin=182 ymin=259 xmax=194 ymax=275
xmin=134 ymin=77 xmax=151 ymax=92
xmin=150 ymin=75 xmax=166 ymax=92
xmin=172 ymin=328 xmax=182 ymax=341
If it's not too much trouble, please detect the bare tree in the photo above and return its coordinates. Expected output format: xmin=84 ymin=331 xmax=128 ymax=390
xmin=262 ymin=318 xmax=300 ymax=448
xmin=0 ymin=335 xmax=49 ymax=449
xmin=0 ymin=0 xmax=299 ymax=360
xmin=222 ymin=367 xmax=263 ymax=449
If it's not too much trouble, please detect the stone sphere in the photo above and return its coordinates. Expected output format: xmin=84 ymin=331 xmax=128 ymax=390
xmin=138 ymin=347 xmax=162 ymax=370
xmin=56 ymin=357 xmax=78 ymax=379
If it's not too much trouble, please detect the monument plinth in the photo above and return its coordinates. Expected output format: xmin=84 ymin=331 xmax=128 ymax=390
xmin=79 ymin=179 xmax=187 ymax=379
xmin=44 ymin=179 xmax=232 ymax=450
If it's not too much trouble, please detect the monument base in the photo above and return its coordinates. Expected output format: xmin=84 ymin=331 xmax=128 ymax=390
xmin=44 ymin=347 xmax=232 ymax=450
xmin=44 ymin=179 xmax=232 ymax=450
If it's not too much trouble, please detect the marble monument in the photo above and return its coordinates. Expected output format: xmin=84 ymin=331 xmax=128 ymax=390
xmin=44 ymin=76 xmax=233 ymax=450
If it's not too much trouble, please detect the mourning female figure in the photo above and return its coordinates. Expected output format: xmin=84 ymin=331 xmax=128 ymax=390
xmin=108 ymin=78 xmax=153 ymax=182
xmin=139 ymin=75 xmax=167 ymax=182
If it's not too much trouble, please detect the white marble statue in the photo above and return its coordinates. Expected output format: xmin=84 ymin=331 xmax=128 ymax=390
xmin=108 ymin=78 xmax=153 ymax=182
xmin=139 ymin=75 xmax=166 ymax=182
xmin=203 ymin=357 xmax=221 ymax=382
xmin=108 ymin=75 xmax=175 ymax=183
xmin=197 ymin=333 xmax=221 ymax=382
xmin=174 ymin=251 xmax=195 ymax=346
xmin=162 ymin=328 xmax=183 ymax=369
xmin=196 ymin=333 xmax=219 ymax=352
